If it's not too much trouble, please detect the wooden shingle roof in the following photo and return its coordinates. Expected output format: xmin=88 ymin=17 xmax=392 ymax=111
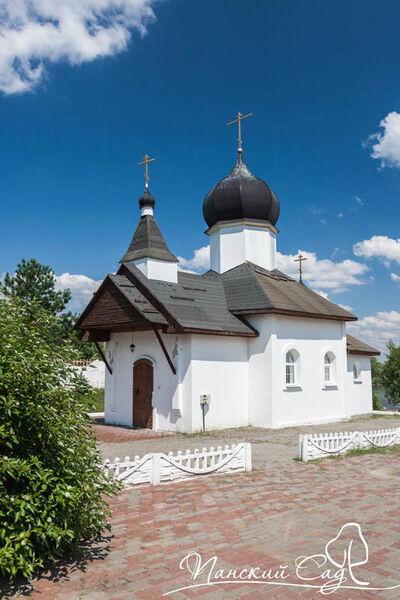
xmin=76 ymin=261 xmax=363 ymax=339
xmin=346 ymin=334 xmax=380 ymax=356
xmin=120 ymin=215 xmax=178 ymax=263
xmin=221 ymin=262 xmax=357 ymax=321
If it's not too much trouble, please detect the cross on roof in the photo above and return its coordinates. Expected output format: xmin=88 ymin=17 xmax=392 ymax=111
xmin=294 ymin=253 xmax=308 ymax=284
xmin=227 ymin=112 xmax=252 ymax=156
xmin=138 ymin=154 xmax=155 ymax=188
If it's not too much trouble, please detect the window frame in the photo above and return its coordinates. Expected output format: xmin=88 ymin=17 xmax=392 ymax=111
xmin=323 ymin=351 xmax=336 ymax=386
xmin=284 ymin=349 xmax=300 ymax=389
xmin=353 ymin=361 xmax=362 ymax=383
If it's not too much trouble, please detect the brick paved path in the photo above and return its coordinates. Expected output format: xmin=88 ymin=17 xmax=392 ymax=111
xmin=3 ymin=416 xmax=400 ymax=600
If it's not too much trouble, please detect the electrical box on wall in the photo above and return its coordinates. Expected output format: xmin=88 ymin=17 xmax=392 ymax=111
xmin=200 ymin=394 xmax=210 ymax=405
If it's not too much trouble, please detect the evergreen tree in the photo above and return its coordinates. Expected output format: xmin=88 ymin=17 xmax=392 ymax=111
xmin=382 ymin=341 xmax=400 ymax=407
xmin=2 ymin=259 xmax=97 ymax=359
xmin=2 ymin=258 xmax=71 ymax=315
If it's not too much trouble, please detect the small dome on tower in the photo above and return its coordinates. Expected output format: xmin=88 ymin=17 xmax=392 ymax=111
xmin=202 ymin=156 xmax=280 ymax=229
xmin=139 ymin=188 xmax=155 ymax=210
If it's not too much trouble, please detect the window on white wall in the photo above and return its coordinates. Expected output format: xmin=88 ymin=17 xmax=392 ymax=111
xmin=324 ymin=352 xmax=335 ymax=384
xmin=353 ymin=362 xmax=361 ymax=382
xmin=285 ymin=350 xmax=298 ymax=385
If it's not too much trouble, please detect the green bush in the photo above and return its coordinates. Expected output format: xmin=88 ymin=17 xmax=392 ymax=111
xmin=373 ymin=390 xmax=382 ymax=411
xmin=0 ymin=298 xmax=118 ymax=580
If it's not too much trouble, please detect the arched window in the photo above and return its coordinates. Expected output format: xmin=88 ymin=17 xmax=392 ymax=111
xmin=353 ymin=362 xmax=361 ymax=381
xmin=286 ymin=350 xmax=296 ymax=385
xmin=324 ymin=352 xmax=335 ymax=384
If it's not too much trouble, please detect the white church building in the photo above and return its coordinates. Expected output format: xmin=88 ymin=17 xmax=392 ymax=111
xmin=76 ymin=137 xmax=379 ymax=432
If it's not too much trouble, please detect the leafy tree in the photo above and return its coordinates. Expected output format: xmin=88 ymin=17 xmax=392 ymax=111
xmin=1 ymin=258 xmax=97 ymax=360
xmin=382 ymin=341 xmax=400 ymax=407
xmin=371 ymin=356 xmax=384 ymax=386
xmin=0 ymin=298 xmax=118 ymax=579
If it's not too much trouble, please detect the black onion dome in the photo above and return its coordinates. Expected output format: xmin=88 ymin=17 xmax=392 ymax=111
xmin=139 ymin=188 xmax=155 ymax=210
xmin=202 ymin=156 xmax=280 ymax=229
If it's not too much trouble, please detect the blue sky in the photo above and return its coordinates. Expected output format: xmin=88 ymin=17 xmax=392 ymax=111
xmin=0 ymin=0 xmax=399 ymax=353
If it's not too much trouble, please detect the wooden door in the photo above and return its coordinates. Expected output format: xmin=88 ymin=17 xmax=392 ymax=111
xmin=133 ymin=359 xmax=153 ymax=429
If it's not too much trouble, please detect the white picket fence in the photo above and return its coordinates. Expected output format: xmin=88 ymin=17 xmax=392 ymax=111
xmin=299 ymin=427 xmax=400 ymax=461
xmin=102 ymin=443 xmax=252 ymax=487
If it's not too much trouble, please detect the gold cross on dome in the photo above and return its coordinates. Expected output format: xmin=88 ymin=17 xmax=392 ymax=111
xmin=294 ymin=253 xmax=308 ymax=284
xmin=138 ymin=154 xmax=155 ymax=188
xmin=227 ymin=112 xmax=253 ymax=156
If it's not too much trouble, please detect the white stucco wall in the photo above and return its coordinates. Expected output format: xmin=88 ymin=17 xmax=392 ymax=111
xmin=189 ymin=335 xmax=249 ymax=432
xmin=132 ymin=257 xmax=178 ymax=283
xmin=104 ymin=317 xmax=373 ymax=433
xmin=247 ymin=314 xmax=348 ymax=428
xmin=104 ymin=331 xmax=249 ymax=433
xmin=209 ymin=222 xmax=276 ymax=273
xmin=346 ymin=355 xmax=373 ymax=416
xmin=72 ymin=359 xmax=105 ymax=388
xmin=104 ymin=330 xmax=191 ymax=431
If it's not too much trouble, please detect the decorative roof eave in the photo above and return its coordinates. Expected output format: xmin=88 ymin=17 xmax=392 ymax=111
xmin=230 ymin=307 xmax=358 ymax=323
xmin=120 ymin=247 xmax=179 ymax=263
xmin=347 ymin=348 xmax=381 ymax=356
xmin=178 ymin=327 xmax=258 ymax=338
xmin=74 ymin=274 xmax=166 ymax=332
xmin=205 ymin=218 xmax=279 ymax=236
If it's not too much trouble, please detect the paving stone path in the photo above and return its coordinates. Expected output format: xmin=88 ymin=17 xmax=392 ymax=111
xmin=3 ymin=415 xmax=400 ymax=600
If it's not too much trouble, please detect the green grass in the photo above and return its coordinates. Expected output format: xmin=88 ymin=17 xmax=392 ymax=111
xmin=81 ymin=388 xmax=104 ymax=413
xmin=345 ymin=445 xmax=400 ymax=458
xmin=323 ymin=444 xmax=400 ymax=460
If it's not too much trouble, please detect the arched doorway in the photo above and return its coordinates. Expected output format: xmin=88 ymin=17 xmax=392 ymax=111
xmin=133 ymin=359 xmax=154 ymax=429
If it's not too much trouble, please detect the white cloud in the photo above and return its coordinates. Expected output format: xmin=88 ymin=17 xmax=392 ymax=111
xmin=339 ymin=304 xmax=353 ymax=312
xmin=391 ymin=273 xmax=400 ymax=284
xmin=308 ymin=207 xmax=326 ymax=216
xmin=0 ymin=0 xmax=156 ymax=94
xmin=353 ymin=235 xmax=400 ymax=265
xmin=337 ymin=212 xmax=343 ymax=218
xmin=366 ymin=111 xmax=400 ymax=168
xmin=178 ymin=245 xmax=210 ymax=272
xmin=55 ymin=272 xmax=101 ymax=312
xmin=348 ymin=310 xmax=400 ymax=354
xmin=354 ymin=196 xmax=364 ymax=206
xmin=314 ymin=289 xmax=329 ymax=300
xmin=276 ymin=250 xmax=369 ymax=293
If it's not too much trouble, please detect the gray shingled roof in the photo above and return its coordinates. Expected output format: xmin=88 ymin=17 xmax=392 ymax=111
xmin=120 ymin=215 xmax=178 ymax=263
xmin=121 ymin=263 xmax=255 ymax=335
xmin=346 ymin=334 xmax=380 ymax=356
xmin=77 ymin=260 xmax=361 ymax=336
xmin=221 ymin=262 xmax=357 ymax=321
xmin=108 ymin=274 xmax=168 ymax=326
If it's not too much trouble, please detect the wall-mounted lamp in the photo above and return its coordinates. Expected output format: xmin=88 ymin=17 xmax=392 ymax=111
xmin=129 ymin=343 xmax=136 ymax=353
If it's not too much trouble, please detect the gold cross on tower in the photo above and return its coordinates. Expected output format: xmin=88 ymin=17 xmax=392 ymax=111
xmin=227 ymin=112 xmax=253 ymax=156
xmin=294 ymin=253 xmax=308 ymax=284
xmin=138 ymin=154 xmax=155 ymax=188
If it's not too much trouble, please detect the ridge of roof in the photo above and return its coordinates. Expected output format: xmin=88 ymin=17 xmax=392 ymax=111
xmin=120 ymin=214 xmax=178 ymax=263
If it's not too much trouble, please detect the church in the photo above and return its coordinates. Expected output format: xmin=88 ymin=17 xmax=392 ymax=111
xmin=75 ymin=114 xmax=379 ymax=432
